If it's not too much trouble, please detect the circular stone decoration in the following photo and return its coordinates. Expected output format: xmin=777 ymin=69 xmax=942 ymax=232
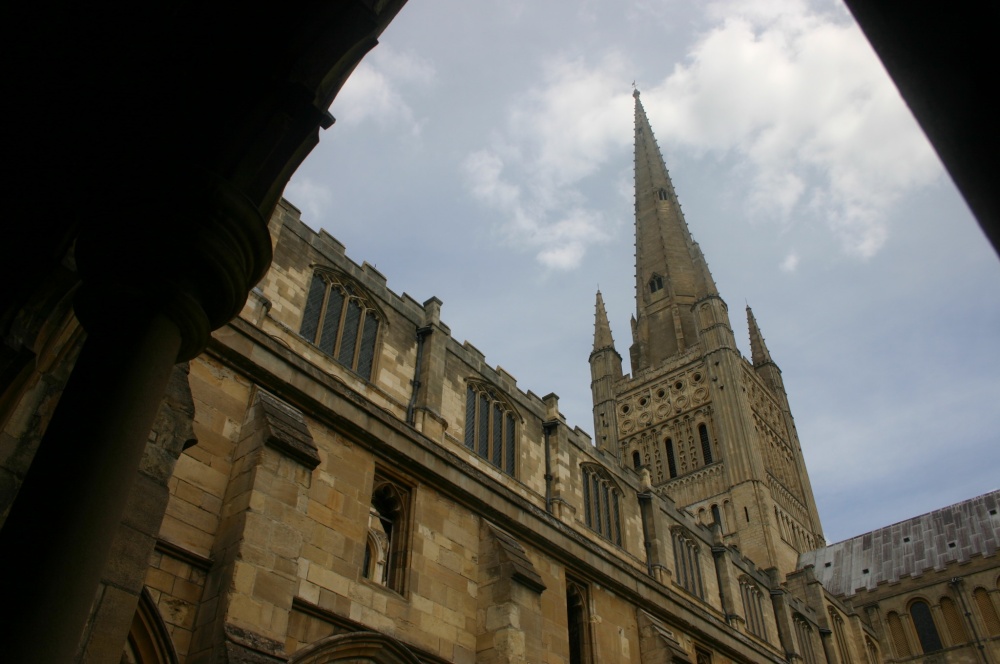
xmin=655 ymin=388 xmax=666 ymax=400
xmin=639 ymin=412 xmax=651 ymax=424
xmin=693 ymin=387 xmax=708 ymax=403
xmin=621 ymin=419 xmax=635 ymax=433
xmin=674 ymin=396 xmax=688 ymax=411
xmin=656 ymin=404 xmax=670 ymax=418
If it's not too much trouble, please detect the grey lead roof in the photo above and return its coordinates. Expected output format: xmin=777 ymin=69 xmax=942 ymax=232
xmin=797 ymin=490 xmax=1000 ymax=597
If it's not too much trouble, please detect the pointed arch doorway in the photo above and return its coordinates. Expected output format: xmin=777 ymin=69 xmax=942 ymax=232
xmin=289 ymin=631 xmax=421 ymax=664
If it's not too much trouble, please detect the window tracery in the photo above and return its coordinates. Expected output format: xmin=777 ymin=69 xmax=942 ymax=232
xmin=671 ymin=528 xmax=705 ymax=599
xmin=793 ymin=615 xmax=817 ymax=664
xmin=829 ymin=608 xmax=853 ymax=664
xmin=300 ymin=270 xmax=382 ymax=380
xmin=739 ymin=576 xmax=767 ymax=639
xmin=464 ymin=381 xmax=518 ymax=476
xmin=581 ymin=464 xmax=623 ymax=545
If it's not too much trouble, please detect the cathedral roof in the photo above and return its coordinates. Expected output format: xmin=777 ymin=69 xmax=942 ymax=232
xmin=797 ymin=489 xmax=1000 ymax=596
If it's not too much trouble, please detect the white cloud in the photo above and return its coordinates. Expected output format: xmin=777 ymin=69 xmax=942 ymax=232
xmin=331 ymin=45 xmax=435 ymax=135
xmin=462 ymin=149 xmax=610 ymax=270
xmin=780 ymin=251 xmax=799 ymax=273
xmin=643 ymin=0 xmax=940 ymax=258
xmin=463 ymin=54 xmax=631 ymax=269
xmin=283 ymin=177 xmax=332 ymax=220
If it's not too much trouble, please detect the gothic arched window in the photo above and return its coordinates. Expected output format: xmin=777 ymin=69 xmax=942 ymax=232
xmin=671 ymin=528 xmax=705 ymax=599
xmin=566 ymin=578 xmax=593 ymax=664
xmin=581 ymin=464 xmax=623 ymax=545
xmin=300 ymin=270 xmax=382 ymax=380
xmin=122 ymin=589 xmax=179 ymax=664
xmin=632 ymin=450 xmax=642 ymax=469
xmin=909 ymin=599 xmax=943 ymax=653
xmin=368 ymin=475 xmax=411 ymax=593
xmin=829 ymin=608 xmax=853 ymax=664
xmin=793 ymin=615 xmax=817 ymax=664
xmin=649 ymin=274 xmax=664 ymax=293
xmin=864 ymin=638 xmax=879 ymax=664
xmin=739 ymin=576 xmax=768 ymax=639
xmin=464 ymin=382 xmax=518 ymax=476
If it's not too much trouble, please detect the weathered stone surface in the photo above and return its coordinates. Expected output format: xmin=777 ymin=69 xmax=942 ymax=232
xmin=50 ymin=99 xmax=997 ymax=663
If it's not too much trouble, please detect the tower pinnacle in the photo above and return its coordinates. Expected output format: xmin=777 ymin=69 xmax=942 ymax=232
xmin=593 ymin=290 xmax=616 ymax=352
xmin=746 ymin=305 xmax=774 ymax=367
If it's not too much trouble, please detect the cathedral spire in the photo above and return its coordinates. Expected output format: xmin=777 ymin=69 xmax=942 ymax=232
xmin=746 ymin=305 xmax=774 ymax=367
xmin=593 ymin=290 xmax=616 ymax=352
xmin=630 ymin=89 xmax=720 ymax=372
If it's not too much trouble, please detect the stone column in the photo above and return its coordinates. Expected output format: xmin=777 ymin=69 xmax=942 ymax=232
xmin=0 ymin=310 xmax=184 ymax=663
xmin=0 ymin=171 xmax=272 ymax=663
xmin=0 ymin=4 xmax=411 ymax=660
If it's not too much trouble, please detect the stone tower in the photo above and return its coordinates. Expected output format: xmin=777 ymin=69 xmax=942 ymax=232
xmin=594 ymin=89 xmax=825 ymax=576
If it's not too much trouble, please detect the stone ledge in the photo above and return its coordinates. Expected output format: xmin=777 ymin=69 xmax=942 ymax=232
xmin=254 ymin=388 xmax=321 ymax=470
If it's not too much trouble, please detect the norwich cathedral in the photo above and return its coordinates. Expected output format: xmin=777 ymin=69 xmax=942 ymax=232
xmin=2 ymin=4 xmax=999 ymax=664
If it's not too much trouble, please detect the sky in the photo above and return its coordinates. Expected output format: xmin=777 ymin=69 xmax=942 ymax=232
xmin=285 ymin=0 xmax=1000 ymax=545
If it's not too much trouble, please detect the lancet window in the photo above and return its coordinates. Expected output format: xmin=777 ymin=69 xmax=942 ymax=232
xmin=793 ymin=615 xmax=818 ymax=664
xmin=864 ymin=638 xmax=879 ymax=664
xmin=566 ymin=578 xmax=593 ymax=664
xmin=464 ymin=382 xmax=518 ymax=476
xmin=581 ymin=464 xmax=623 ymax=545
xmin=671 ymin=528 xmax=705 ymax=599
xmin=739 ymin=576 xmax=767 ymax=639
xmin=365 ymin=474 xmax=412 ymax=594
xmin=665 ymin=438 xmax=677 ymax=478
xmin=829 ymin=608 xmax=853 ymax=664
xmin=699 ymin=423 xmax=713 ymax=464
xmin=649 ymin=273 xmax=664 ymax=293
xmin=300 ymin=270 xmax=382 ymax=380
